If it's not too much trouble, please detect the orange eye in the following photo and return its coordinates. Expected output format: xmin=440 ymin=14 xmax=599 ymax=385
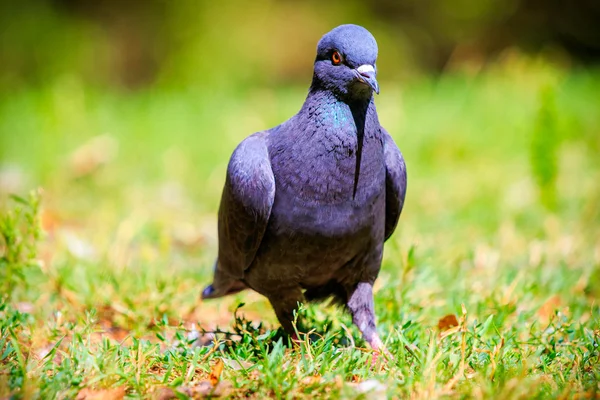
xmin=331 ymin=51 xmax=342 ymax=65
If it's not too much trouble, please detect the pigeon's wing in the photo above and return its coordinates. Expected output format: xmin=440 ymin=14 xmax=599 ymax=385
xmin=382 ymin=127 xmax=407 ymax=241
xmin=216 ymin=131 xmax=276 ymax=281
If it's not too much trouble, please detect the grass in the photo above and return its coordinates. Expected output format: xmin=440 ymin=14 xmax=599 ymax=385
xmin=0 ymin=55 xmax=599 ymax=398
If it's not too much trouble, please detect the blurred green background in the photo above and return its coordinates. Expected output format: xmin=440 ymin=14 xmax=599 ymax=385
xmin=0 ymin=0 xmax=599 ymax=279
xmin=2 ymin=0 xmax=600 ymax=89
xmin=1 ymin=3 xmax=599 ymax=396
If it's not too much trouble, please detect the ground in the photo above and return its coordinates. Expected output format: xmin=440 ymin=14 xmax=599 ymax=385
xmin=0 ymin=56 xmax=599 ymax=398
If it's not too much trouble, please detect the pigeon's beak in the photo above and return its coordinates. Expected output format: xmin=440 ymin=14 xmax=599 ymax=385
xmin=355 ymin=64 xmax=379 ymax=94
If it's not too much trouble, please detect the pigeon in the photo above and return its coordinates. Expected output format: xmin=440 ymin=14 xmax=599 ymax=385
xmin=202 ymin=24 xmax=407 ymax=352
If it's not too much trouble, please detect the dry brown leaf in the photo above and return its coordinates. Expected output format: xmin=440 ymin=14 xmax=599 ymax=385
xmin=152 ymin=387 xmax=177 ymax=400
xmin=180 ymin=380 xmax=233 ymax=398
xmin=302 ymin=375 xmax=322 ymax=385
xmin=106 ymin=327 xmax=130 ymax=342
xmin=438 ymin=314 xmax=459 ymax=331
xmin=40 ymin=209 xmax=61 ymax=233
xmin=572 ymin=390 xmax=600 ymax=399
xmin=538 ymin=295 xmax=561 ymax=323
xmin=211 ymin=381 xmax=233 ymax=397
xmin=76 ymin=386 xmax=126 ymax=400
xmin=152 ymin=387 xmax=179 ymax=400
xmin=210 ymin=358 xmax=224 ymax=386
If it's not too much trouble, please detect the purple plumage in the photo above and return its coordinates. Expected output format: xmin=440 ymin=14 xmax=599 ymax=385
xmin=202 ymin=24 xmax=407 ymax=352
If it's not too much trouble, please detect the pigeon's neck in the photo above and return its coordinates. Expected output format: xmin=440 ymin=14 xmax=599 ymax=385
xmin=299 ymin=88 xmax=380 ymax=199
xmin=267 ymin=87 xmax=383 ymax=204
xmin=306 ymin=87 xmax=374 ymax=110
xmin=301 ymin=88 xmax=377 ymax=138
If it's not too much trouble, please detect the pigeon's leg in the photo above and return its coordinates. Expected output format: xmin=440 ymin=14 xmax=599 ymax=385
xmin=267 ymin=287 xmax=305 ymax=338
xmin=347 ymin=282 xmax=388 ymax=355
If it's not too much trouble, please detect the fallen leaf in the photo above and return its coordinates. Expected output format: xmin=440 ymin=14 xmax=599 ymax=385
xmin=76 ymin=386 xmax=126 ymax=400
xmin=179 ymin=380 xmax=233 ymax=398
xmin=538 ymin=295 xmax=562 ymax=324
xmin=302 ymin=375 xmax=322 ymax=385
xmin=210 ymin=358 xmax=224 ymax=386
xmin=153 ymin=387 xmax=177 ymax=400
xmin=105 ymin=326 xmax=130 ymax=342
xmin=438 ymin=314 xmax=459 ymax=331
xmin=211 ymin=381 xmax=233 ymax=397
xmin=40 ymin=209 xmax=61 ymax=233
xmin=189 ymin=381 xmax=214 ymax=397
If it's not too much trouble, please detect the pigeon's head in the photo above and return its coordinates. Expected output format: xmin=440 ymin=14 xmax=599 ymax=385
xmin=312 ymin=24 xmax=379 ymax=101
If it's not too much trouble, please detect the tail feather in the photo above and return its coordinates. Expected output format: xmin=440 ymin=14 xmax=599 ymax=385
xmin=201 ymin=280 xmax=248 ymax=299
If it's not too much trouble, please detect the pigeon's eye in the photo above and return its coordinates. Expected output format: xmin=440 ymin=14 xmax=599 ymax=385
xmin=331 ymin=51 xmax=342 ymax=65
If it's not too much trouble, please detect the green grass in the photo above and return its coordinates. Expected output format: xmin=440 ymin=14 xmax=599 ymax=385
xmin=0 ymin=56 xmax=599 ymax=399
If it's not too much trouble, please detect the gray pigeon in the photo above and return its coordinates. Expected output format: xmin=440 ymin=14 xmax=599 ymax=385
xmin=202 ymin=24 xmax=407 ymax=352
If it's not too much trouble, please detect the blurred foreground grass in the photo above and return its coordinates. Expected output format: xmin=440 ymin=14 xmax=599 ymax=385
xmin=0 ymin=57 xmax=599 ymax=398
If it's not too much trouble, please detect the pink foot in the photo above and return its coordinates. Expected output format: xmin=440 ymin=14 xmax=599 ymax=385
xmin=369 ymin=335 xmax=393 ymax=364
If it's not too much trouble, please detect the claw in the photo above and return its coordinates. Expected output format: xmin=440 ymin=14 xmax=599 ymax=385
xmin=369 ymin=334 xmax=393 ymax=364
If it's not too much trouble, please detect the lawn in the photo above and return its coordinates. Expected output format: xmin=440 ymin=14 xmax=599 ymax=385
xmin=0 ymin=56 xmax=599 ymax=399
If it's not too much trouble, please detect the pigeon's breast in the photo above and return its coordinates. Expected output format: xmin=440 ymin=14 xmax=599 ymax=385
xmin=250 ymin=171 xmax=386 ymax=288
xmin=245 ymin=102 xmax=387 ymax=289
xmin=270 ymin=187 xmax=384 ymax=237
xmin=267 ymin=129 xmax=386 ymax=239
xmin=268 ymin=103 xmax=384 ymax=203
xmin=256 ymin=97 xmax=386 ymax=273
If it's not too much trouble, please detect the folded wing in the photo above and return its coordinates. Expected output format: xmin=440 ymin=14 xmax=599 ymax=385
xmin=202 ymin=132 xmax=275 ymax=298
xmin=382 ymin=128 xmax=407 ymax=241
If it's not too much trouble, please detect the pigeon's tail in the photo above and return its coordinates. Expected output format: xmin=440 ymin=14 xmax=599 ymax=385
xmin=201 ymin=280 xmax=248 ymax=300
